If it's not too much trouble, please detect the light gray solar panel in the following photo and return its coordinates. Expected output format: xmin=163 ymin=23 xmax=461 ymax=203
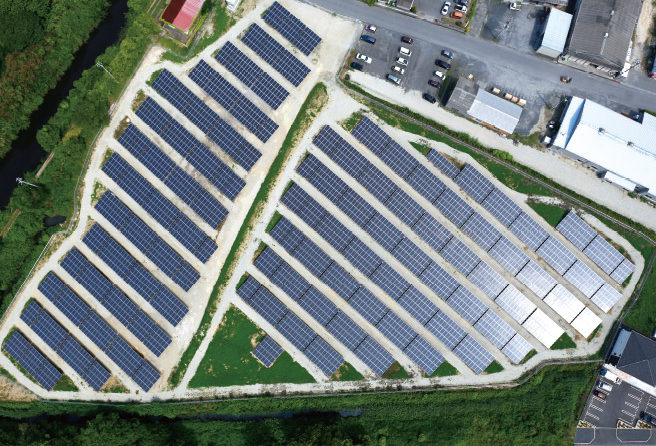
xmin=611 ymin=258 xmax=635 ymax=284
xmin=397 ymin=286 xmax=439 ymax=324
xmin=509 ymin=212 xmax=549 ymax=251
xmin=516 ymin=261 xmax=557 ymax=298
xmin=502 ymin=334 xmax=533 ymax=364
xmin=536 ymin=236 xmax=577 ymax=275
xmin=556 ymin=211 xmax=596 ymax=251
xmin=591 ymin=282 xmax=622 ymax=313
xmin=467 ymin=262 xmax=508 ymax=298
xmin=454 ymin=164 xmax=494 ymax=203
xmin=583 ymin=235 xmax=625 ymax=275
xmin=474 ymin=310 xmax=516 ymax=350
xmin=447 ymin=286 xmax=487 ymax=324
xmin=563 ymin=260 xmax=604 ymax=298
xmin=495 ymin=285 xmax=536 ymax=323
xmin=488 ymin=236 xmax=529 ymax=275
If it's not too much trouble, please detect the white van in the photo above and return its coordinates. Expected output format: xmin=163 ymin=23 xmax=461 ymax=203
xmin=597 ymin=380 xmax=613 ymax=392
xmin=399 ymin=47 xmax=412 ymax=56
xmin=600 ymin=369 xmax=621 ymax=384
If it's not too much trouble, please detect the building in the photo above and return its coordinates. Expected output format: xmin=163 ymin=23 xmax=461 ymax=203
xmin=161 ymin=0 xmax=205 ymax=32
xmin=563 ymin=0 xmax=642 ymax=75
xmin=447 ymin=77 xmax=523 ymax=135
xmin=609 ymin=328 xmax=656 ymax=387
xmin=536 ymin=8 xmax=573 ymax=58
xmin=553 ymin=97 xmax=656 ymax=201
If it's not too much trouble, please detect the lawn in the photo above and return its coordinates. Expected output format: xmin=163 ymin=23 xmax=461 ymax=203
xmin=528 ymin=201 xmax=568 ymax=227
xmin=52 ymin=375 xmax=78 ymax=392
xmin=332 ymin=362 xmax=364 ymax=381
xmin=189 ymin=306 xmax=314 ymax=388
xmin=431 ymin=361 xmax=458 ymax=377
xmin=484 ymin=361 xmax=504 ymax=374
xmin=382 ymin=361 xmax=410 ymax=379
xmin=550 ymin=333 xmax=576 ymax=350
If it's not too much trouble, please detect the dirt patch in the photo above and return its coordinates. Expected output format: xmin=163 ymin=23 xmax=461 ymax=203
xmin=0 ymin=376 xmax=36 ymax=402
xmin=636 ymin=0 xmax=655 ymax=45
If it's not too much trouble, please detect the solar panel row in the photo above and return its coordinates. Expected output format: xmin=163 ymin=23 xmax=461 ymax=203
xmin=151 ymin=70 xmax=262 ymax=170
xmin=20 ymin=301 xmax=110 ymax=390
xmin=241 ymin=23 xmax=311 ymax=87
xmin=3 ymin=330 xmax=62 ymax=390
xmin=188 ymin=60 xmax=279 ymax=142
xmin=215 ymin=41 xmax=289 ymax=110
xmin=38 ymin=273 xmax=160 ymax=391
xmin=236 ymin=276 xmax=344 ymax=376
xmin=252 ymin=335 xmax=283 ymax=367
xmin=60 ymin=248 xmax=171 ymax=357
xmin=135 ymin=97 xmax=246 ymax=199
xmin=262 ymin=1 xmax=321 ymax=55
xmin=83 ymin=224 xmax=188 ymax=326
xmin=103 ymin=153 xmax=217 ymax=264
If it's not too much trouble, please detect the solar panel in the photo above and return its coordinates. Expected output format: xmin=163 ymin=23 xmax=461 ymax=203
xmin=253 ymin=246 xmax=283 ymax=278
xmin=131 ymin=360 xmax=160 ymax=391
xmin=522 ymin=309 xmax=563 ymax=348
xmin=413 ymin=213 xmax=453 ymax=252
xmin=454 ymin=164 xmax=494 ymax=203
xmin=426 ymin=150 xmax=460 ymax=178
xmin=453 ymin=335 xmax=494 ymax=374
xmin=379 ymin=141 xmax=419 ymax=179
xmin=298 ymin=287 xmax=339 ymax=326
xmin=419 ymin=262 xmax=460 ymax=300
xmin=270 ymin=263 xmax=310 ymax=301
xmin=488 ymin=236 xmax=529 ymax=276
xmin=544 ymin=284 xmax=585 ymax=322
xmin=326 ymin=311 xmax=367 ymax=351
xmin=460 ymin=212 xmax=502 ymax=252
xmin=440 ymin=238 xmax=481 ymax=276
xmin=369 ymin=263 xmax=410 ymax=299
xmin=495 ymin=285 xmax=536 ymax=324
xmin=563 ymin=260 xmax=605 ymax=298
xmin=509 ymin=212 xmax=549 ymax=251
xmin=536 ymin=236 xmax=577 ymax=275
xmin=425 ymin=310 xmax=467 ymax=350
xmin=4 ymin=331 xmax=61 ymax=390
xmin=446 ymin=286 xmax=488 ymax=324
xmin=403 ymin=336 xmax=445 ymax=375
xmin=247 ymin=287 xmax=288 ymax=326
xmin=502 ymin=334 xmax=533 ymax=364
xmin=434 ymin=188 xmax=474 ymax=227
xmin=474 ymin=310 xmax=517 ymax=350
xmin=397 ymin=286 xmax=439 ymax=325
xmin=215 ymin=41 xmax=289 ymax=109
xmin=556 ymin=211 xmax=597 ymax=251
xmin=391 ymin=237 xmax=431 ymax=276
xmin=241 ymin=23 xmax=311 ymax=87
xmin=515 ymin=261 xmax=557 ymax=298
xmin=262 ymin=1 xmax=321 ymax=55
xmin=374 ymin=311 xmax=417 ymax=350
xmin=583 ymin=235 xmax=626 ymax=275
xmin=321 ymin=263 xmax=359 ymax=300
xmin=406 ymin=164 xmax=446 ymax=203
xmin=342 ymin=238 xmax=382 ymax=277
xmin=347 ymin=287 xmax=388 ymax=325
xmin=303 ymin=337 xmax=343 ymax=376
xmin=481 ymin=188 xmax=522 ymax=227
xmin=188 ymin=60 xmax=278 ymax=142
xmin=591 ymin=282 xmax=623 ymax=313
xmin=467 ymin=262 xmax=508 ymax=299
xmin=353 ymin=336 xmax=395 ymax=376
xmin=252 ymin=336 xmax=283 ymax=367
xmin=363 ymin=212 xmax=404 ymax=251
xmin=276 ymin=313 xmax=315 ymax=351
xmin=611 ymin=258 xmax=635 ymax=284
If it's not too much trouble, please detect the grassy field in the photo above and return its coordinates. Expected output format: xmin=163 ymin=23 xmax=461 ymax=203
xmin=527 ymin=202 xmax=568 ymax=227
xmin=189 ymin=306 xmax=314 ymax=388
xmin=332 ymin=362 xmax=364 ymax=381
xmin=52 ymin=375 xmax=78 ymax=392
xmin=382 ymin=362 xmax=410 ymax=380
xmin=550 ymin=333 xmax=576 ymax=350
xmin=484 ymin=361 xmax=504 ymax=374
xmin=431 ymin=361 xmax=458 ymax=377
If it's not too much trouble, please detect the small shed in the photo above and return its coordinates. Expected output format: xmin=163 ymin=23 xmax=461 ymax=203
xmin=396 ymin=0 xmax=415 ymax=11
xmin=537 ymin=8 xmax=573 ymax=58
xmin=467 ymin=89 xmax=523 ymax=135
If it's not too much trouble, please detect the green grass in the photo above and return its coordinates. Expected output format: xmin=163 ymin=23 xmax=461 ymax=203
xmin=265 ymin=211 xmax=282 ymax=233
xmin=0 ymin=367 xmax=16 ymax=382
xmin=550 ymin=333 xmax=576 ymax=350
xmin=339 ymin=110 xmax=365 ymax=132
xmin=382 ymin=361 xmax=410 ymax=379
xmin=189 ymin=306 xmax=314 ymax=388
xmin=167 ymin=83 xmax=328 ymax=388
xmin=52 ymin=375 xmax=78 ymax=392
xmin=332 ymin=362 xmax=364 ymax=381
xmin=146 ymin=68 xmax=162 ymax=86
xmin=528 ymin=201 xmax=568 ymax=227
xmin=623 ymin=265 xmax=656 ymax=335
xmin=100 ymin=381 xmax=128 ymax=393
xmin=484 ymin=361 xmax=504 ymax=374
xmin=431 ymin=361 xmax=458 ymax=377
xmin=520 ymin=349 xmax=537 ymax=364
xmin=409 ymin=141 xmax=431 ymax=156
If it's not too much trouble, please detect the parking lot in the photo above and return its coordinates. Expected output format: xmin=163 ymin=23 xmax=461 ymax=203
xmin=481 ymin=1 xmax=549 ymax=56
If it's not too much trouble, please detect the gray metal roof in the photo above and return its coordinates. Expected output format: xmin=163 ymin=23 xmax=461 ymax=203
xmin=567 ymin=0 xmax=641 ymax=71
xmin=467 ymin=89 xmax=522 ymax=134
xmin=446 ymin=77 xmax=477 ymax=115
xmin=616 ymin=330 xmax=656 ymax=387
xmin=540 ymin=8 xmax=573 ymax=54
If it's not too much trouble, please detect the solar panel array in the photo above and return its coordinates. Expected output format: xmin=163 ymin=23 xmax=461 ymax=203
xmin=95 ymin=192 xmax=200 ymax=291
xmin=188 ymin=60 xmax=279 ymax=142
xmin=295 ymin=156 xmax=532 ymax=367
xmin=241 ymin=24 xmax=311 ymax=87
xmin=60 ymin=248 xmax=171 ymax=357
xmin=237 ymin=276 xmax=344 ymax=376
xmin=3 ymin=330 xmax=61 ymax=390
xmin=135 ymin=97 xmax=246 ymax=200
xmin=21 ymin=301 xmax=110 ymax=390
xmin=118 ymin=124 xmax=228 ymax=228
xmin=252 ymin=336 xmax=283 ymax=367
xmin=215 ymin=42 xmax=289 ymax=110
xmin=349 ymin=118 xmax=600 ymax=335
xmin=151 ymin=70 xmax=262 ymax=171
xmin=83 ymin=224 xmax=188 ymax=326
xmin=102 ymin=153 xmax=217 ymax=263
xmin=557 ymin=211 xmax=635 ymax=284
xmin=262 ymin=1 xmax=321 ymax=55
xmin=38 ymin=273 xmax=160 ymax=390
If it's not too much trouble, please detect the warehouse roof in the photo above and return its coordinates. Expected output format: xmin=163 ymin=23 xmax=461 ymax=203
xmin=467 ymin=89 xmax=522 ymax=134
xmin=615 ymin=330 xmax=656 ymax=387
xmin=162 ymin=0 xmax=205 ymax=32
xmin=540 ymin=8 xmax=573 ymax=54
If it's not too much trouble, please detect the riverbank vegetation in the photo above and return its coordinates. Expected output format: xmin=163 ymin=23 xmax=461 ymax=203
xmin=0 ymin=0 xmax=158 ymax=317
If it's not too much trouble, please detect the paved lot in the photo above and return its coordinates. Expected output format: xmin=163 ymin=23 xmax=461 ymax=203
xmin=481 ymin=1 xmax=548 ymax=56
xmin=580 ymin=375 xmax=654 ymax=428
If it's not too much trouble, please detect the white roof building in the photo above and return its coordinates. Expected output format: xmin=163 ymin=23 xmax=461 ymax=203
xmin=553 ymin=97 xmax=656 ymax=198
xmin=536 ymin=8 xmax=573 ymax=58
xmin=467 ymin=89 xmax=522 ymax=135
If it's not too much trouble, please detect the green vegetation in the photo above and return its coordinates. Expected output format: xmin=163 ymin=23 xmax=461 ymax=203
xmin=431 ymin=361 xmax=458 ymax=377
xmin=623 ymin=269 xmax=656 ymax=335
xmin=52 ymin=375 xmax=78 ymax=392
xmin=265 ymin=211 xmax=283 ymax=233
xmin=510 ymin=132 xmax=542 ymax=148
xmin=168 ymin=83 xmax=329 ymax=387
xmin=409 ymin=141 xmax=431 ymax=156
xmin=189 ymin=306 xmax=314 ymax=388
xmin=527 ymin=201 xmax=567 ymax=227
xmin=484 ymin=361 xmax=504 ymax=374
xmin=339 ymin=110 xmax=364 ymax=132
xmin=520 ymin=349 xmax=537 ymax=364
xmin=0 ymin=363 xmax=596 ymax=444
xmin=332 ymin=362 xmax=364 ymax=381
xmin=0 ymin=0 xmax=110 ymax=160
xmin=550 ymin=333 xmax=576 ymax=350
xmin=382 ymin=361 xmax=410 ymax=379
xmin=361 ymin=0 xmax=377 ymax=5
xmin=100 ymin=380 xmax=128 ymax=394
xmin=0 ymin=0 xmax=159 ymax=319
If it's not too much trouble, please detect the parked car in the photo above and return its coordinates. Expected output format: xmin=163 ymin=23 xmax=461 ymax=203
xmin=360 ymin=34 xmax=376 ymax=44
xmin=365 ymin=24 xmax=377 ymax=33
xmin=400 ymin=47 xmax=412 ymax=56
xmin=434 ymin=70 xmax=445 ymax=79
xmin=451 ymin=11 xmax=463 ymax=19
xmin=640 ymin=412 xmax=655 ymax=426
xmin=428 ymin=79 xmax=440 ymax=88
xmin=457 ymin=0 xmax=469 ymax=5
xmin=436 ymin=59 xmax=451 ymax=70
xmin=441 ymin=49 xmax=454 ymax=59
xmin=396 ymin=57 xmax=408 ymax=66
xmin=441 ymin=1 xmax=451 ymax=15
xmin=392 ymin=65 xmax=406 ymax=75
xmin=423 ymin=93 xmax=437 ymax=104
xmin=600 ymin=369 xmax=622 ymax=384
xmin=597 ymin=380 xmax=613 ymax=392
xmin=355 ymin=53 xmax=372 ymax=64
xmin=509 ymin=2 xmax=522 ymax=10
xmin=387 ymin=74 xmax=401 ymax=85
xmin=401 ymin=36 xmax=414 ymax=44
xmin=593 ymin=390 xmax=607 ymax=400
xmin=350 ymin=62 xmax=364 ymax=71
xmin=455 ymin=4 xmax=467 ymax=12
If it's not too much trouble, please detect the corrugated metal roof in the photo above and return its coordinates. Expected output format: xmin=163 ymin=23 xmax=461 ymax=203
xmin=446 ymin=77 xmax=477 ymax=115
xmin=603 ymin=171 xmax=637 ymax=191
xmin=540 ymin=9 xmax=573 ymax=54
xmin=554 ymin=97 xmax=656 ymax=193
xmin=467 ymin=89 xmax=522 ymax=134
xmin=162 ymin=0 xmax=205 ymax=32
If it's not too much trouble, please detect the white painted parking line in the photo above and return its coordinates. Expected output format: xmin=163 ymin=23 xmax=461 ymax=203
xmin=625 ymin=402 xmax=639 ymax=410
xmin=647 ymin=404 xmax=656 ymax=412
xmin=619 ymin=416 xmax=633 ymax=425
xmin=628 ymin=393 xmax=642 ymax=401
xmin=622 ymin=409 xmax=636 ymax=417
xmin=590 ymin=404 xmax=604 ymax=412
xmin=586 ymin=413 xmax=600 ymax=421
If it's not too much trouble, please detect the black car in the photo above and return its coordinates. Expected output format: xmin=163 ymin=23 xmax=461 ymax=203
xmin=360 ymin=34 xmax=376 ymax=44
xmin=435 ymin=59 xmax=451 ymax=70
xmin=441 ymin=49 xmax=454 ymax=59
xmin=350 ymin=62 xmax=364 ymax=71
xmin=640 ymin=412 xmax=655 ymax=426
xmin=456 ymin=0 xmax=469 ymax=5
xmin=401 ymin=36 xmax=414 ymax=44
xmin=428 ymin=79 xmax=440 ymax=88
xmin=423 ymin=93 xmax=437 ymax=103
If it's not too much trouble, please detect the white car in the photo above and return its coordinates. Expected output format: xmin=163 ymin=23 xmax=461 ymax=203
xmin=365 ymin=24 xmax=377 ymax=33
xmin=355 ymin=53 xmax=372 ymax=64
xmin=434 ymin=70 xmax=445 ymax=79
xmin=441 ymin=1 xmax=451 ymax=15
xmin=392 ymin=65 xmax=406 ymax=75
xmin=396 ymin=57 xmax=408 ymax=66
xmin=455 ymin=4 xmax=467 ymax=12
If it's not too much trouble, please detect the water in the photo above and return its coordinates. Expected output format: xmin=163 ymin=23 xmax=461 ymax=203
xmin=0 ymin=0 xmax=129 ymax=209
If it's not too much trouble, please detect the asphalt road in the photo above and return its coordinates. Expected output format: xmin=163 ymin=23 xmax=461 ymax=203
xmin=306 ymin=0 xmax=656 ymax=111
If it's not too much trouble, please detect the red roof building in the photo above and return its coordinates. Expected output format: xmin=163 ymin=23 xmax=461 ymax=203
xmin=161 ymin=0 xmax=205 ymax=32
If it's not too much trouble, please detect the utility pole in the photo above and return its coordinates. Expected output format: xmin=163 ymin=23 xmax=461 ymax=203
xmin=617 ymin=60 xmax=640 ymax=78
xmin=16 ymin=177 xmax=40 ymax=188
xmin=96 ymin=61 xmax=115 ymax=80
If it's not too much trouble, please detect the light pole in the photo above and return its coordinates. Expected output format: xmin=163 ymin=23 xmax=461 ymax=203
xmin=16 ymin=177 xmax=40 ymax=188
xmin=96 ymin=61 xmax=115 ymax=80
